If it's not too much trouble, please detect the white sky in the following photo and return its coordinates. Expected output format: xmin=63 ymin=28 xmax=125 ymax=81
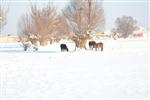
xmin=1 ymin=0 xmax=149 ymax=34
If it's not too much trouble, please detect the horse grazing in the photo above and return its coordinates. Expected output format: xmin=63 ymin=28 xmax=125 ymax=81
xmin=60 ymin=44 xmax=69 ymax=52
xmin=89 ymin=41 xmax=96 ymax=49
xmin=93 ymin=42 xmax=103 ymax=51
xmin=22 ymin=41 xmax=38 ymax=51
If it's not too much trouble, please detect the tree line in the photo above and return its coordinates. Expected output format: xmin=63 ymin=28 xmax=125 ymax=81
xmin=0 ymin=0 xmax=139 ymax=48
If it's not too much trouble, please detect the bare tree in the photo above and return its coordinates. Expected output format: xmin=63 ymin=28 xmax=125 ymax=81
xmin=85 ymin=0 xmax=105 ymax=32
xmin=62 ymin=0 xmax=105 ymax=49
xmin=30 ymin=4 xmax=60 ymax=45
xmin=18 ymin=13 xmax=40 ymax=51
xmin=0 ymin=4 xmax=8 ymax=31
xmin=18 ymin=3 xmax=60 ymax=46
xmin=56 ymin=15 xmax=71 ymax=39
xmin=18 ymin=14 xmax=34 ymax=37
xmin=115 ymin=16 xmax=138 ymax=38
xmin=18 ymin=13 xmax=37 ymax=42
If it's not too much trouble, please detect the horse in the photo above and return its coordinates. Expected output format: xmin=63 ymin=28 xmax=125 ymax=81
xmin=93 ymin=42 xmax=103 ymax=51
xmin=60 ymin=44 xmax=69 ymax=52
xmin=89 ymin=41 xmax=96 ymax=50
xmin=23 ymin=41 xmax=38 ymax=51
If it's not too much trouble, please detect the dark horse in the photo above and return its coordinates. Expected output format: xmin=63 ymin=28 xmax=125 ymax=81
xmin=60 ymin=44 xmax=69 ymax=52
xmin=93 ymin=42 xmax=103 ymax=51
xmin=89 ymin=41 xmax=96 ymax=50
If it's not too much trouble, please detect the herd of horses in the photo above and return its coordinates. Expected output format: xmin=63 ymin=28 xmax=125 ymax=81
xmin=23 ymin=40 xmax=103 ymax=52
xmin=60 ymin=41 xmax=103 ymax=52
xmin=88 ymin=41 xmax=103 ymax=51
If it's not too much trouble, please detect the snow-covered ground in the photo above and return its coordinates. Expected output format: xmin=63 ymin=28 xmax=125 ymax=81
xmin=0 ymin=39 xmax=149 ymax=99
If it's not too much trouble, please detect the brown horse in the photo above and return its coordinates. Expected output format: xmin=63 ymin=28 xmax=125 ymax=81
xmin=93 ymin=42 xmax=103 ymax=51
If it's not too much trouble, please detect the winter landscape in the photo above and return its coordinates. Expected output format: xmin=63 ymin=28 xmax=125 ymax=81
xmin=1 ymin=38 xmax=149 ymax=99
xmin=0 ymin=0 xmax=149 ymax=100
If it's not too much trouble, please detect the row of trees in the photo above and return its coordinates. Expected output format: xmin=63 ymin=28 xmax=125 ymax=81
xmin=18 ymin=0 xmax=105 ymax=48
xmin=1 ymin=0 xmax=139 ymax=47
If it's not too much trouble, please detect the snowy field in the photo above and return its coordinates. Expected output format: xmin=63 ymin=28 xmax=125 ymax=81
xmin=0 ymin=39 xmax=149 ymax=99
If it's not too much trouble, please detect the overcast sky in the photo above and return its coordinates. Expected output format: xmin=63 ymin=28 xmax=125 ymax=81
xmin=1 ymin=0 xmax=149 ymax=35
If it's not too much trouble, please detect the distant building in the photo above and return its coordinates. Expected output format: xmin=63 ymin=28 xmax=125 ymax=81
xmin=132 ymin=27 xmax=146 ymax=38
xmin=132 ymin=31 xmax=143 ymax=38
xmin=90 ymin=31 xmax=112 ymax=39
xmin=0 ymin=35 xmax=19 ymax=43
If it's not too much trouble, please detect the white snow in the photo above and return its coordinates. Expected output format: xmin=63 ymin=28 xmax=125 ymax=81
xmin=0 ymin=39 xmax=149 ymax=99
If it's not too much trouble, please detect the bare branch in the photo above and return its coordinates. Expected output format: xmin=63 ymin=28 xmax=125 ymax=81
xmin=18 ymin=3 xmax=60 ymax=45
xmin=0 ymin=4 xmax=8 ymax=31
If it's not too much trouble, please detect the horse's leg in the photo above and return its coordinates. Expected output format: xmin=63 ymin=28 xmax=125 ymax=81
xmin=97 ymin=47 xmax=99 ymax=51
xmin=90 ymin=45 xmax=92 ymax=50
xmin=101 ymin=47 xmax=103 ymax=51
xmin=24 ymin=45 xmax=27 ymax=51
xmin=89 ymin=46 xmax=91 ymax=50
xmin=95 ymin=47 xmax=97 ymax=51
